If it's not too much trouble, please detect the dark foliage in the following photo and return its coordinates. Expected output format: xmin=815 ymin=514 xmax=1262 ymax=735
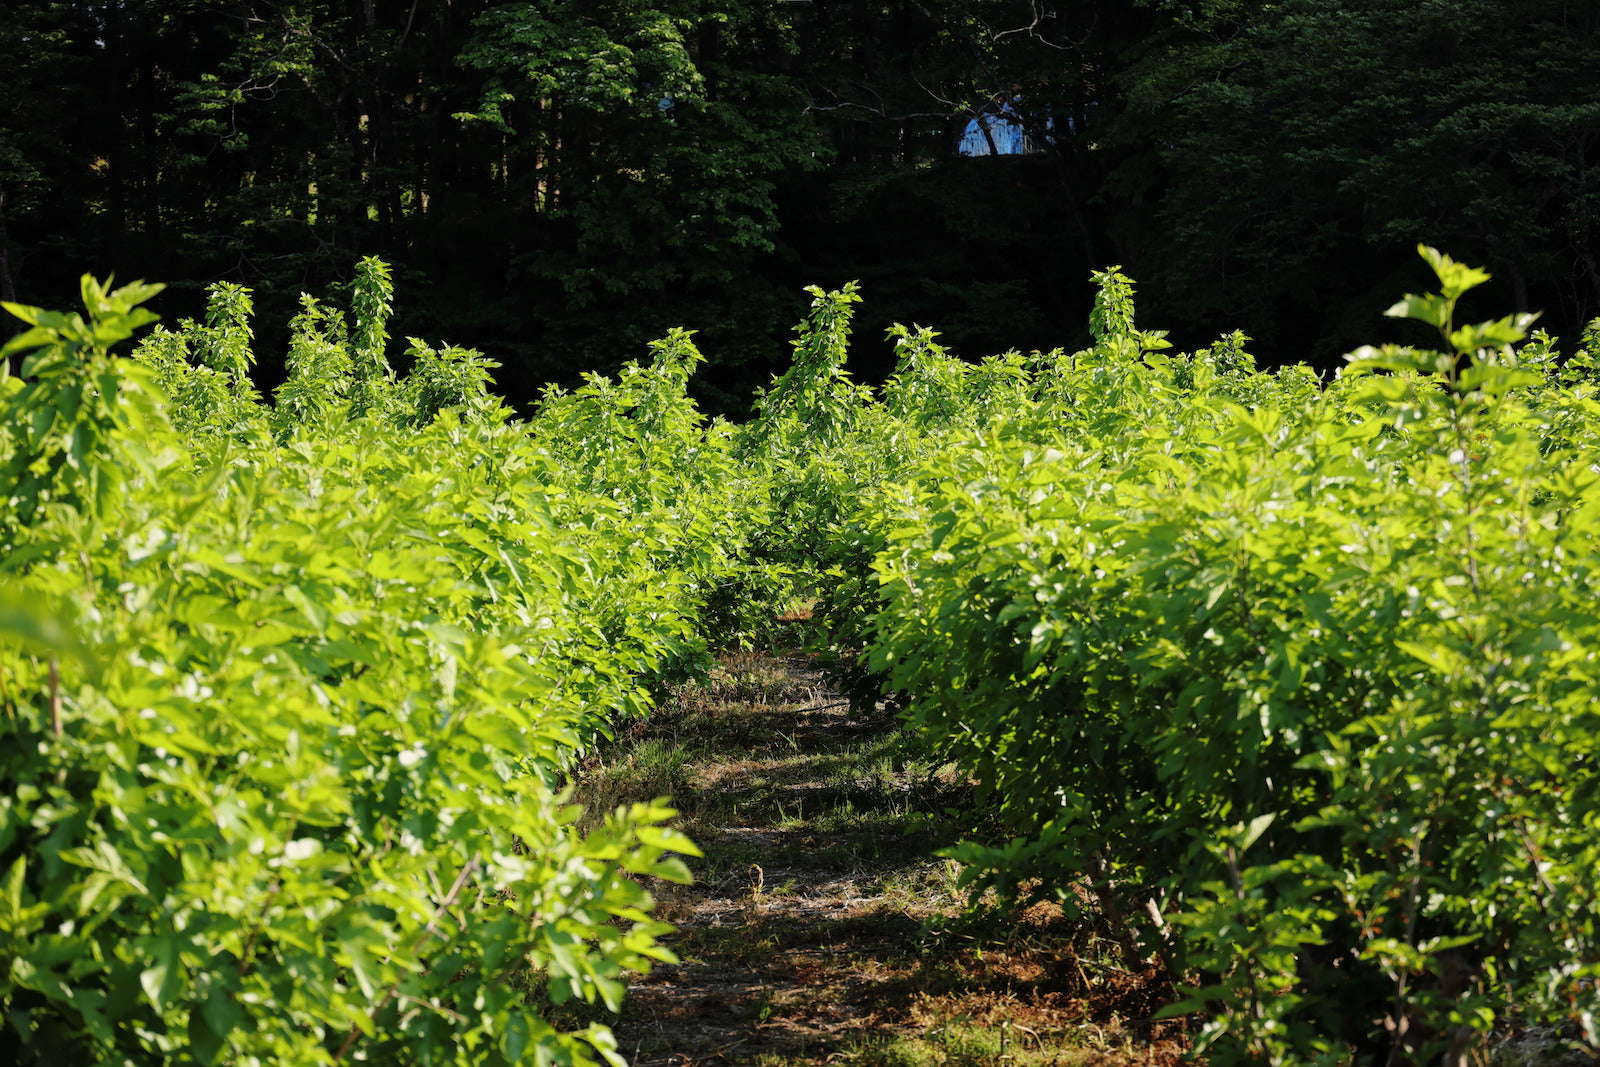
xmin=4 ymin=0 xmax=1597 ymax=405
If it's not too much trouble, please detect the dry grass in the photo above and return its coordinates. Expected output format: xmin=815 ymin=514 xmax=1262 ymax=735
xmin=563 ymin=651 xmax=1190 ymax=1067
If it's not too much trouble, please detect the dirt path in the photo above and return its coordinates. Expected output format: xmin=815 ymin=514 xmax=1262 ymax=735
xmin=573 ymin=651 xmax=1188 ymax=1067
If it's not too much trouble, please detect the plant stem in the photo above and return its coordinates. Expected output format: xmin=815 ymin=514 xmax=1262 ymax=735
xmin=49 ymin=655 xmax=61 ymax=738
xmin=332 ymin=856 xmax=480 ymax=1063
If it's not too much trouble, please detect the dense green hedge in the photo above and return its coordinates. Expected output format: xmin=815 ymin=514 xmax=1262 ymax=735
xmin=0 ymin=273 xmax=745 ymax=1065
xmin=856 ymin=252 xmax=1600 ymax=1063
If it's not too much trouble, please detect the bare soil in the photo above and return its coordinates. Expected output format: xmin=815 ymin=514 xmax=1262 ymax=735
xmin=570 ymin=651 xmax=1191 ymax=1067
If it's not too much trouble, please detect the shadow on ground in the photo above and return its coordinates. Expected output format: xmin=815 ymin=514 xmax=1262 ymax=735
xmin=567 ymin=651 xmax=1191 ymax=1067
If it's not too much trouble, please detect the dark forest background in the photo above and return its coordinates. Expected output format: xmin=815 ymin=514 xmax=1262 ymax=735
xmin=4 ymin=0 xmax=1599 ymax=412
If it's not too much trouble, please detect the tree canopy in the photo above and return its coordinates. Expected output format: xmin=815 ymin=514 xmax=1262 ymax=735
xmin=1115 ymin=0 xmax=1600 ymax=365
xmin=4 ymin=0 xmax=1598 ymax=404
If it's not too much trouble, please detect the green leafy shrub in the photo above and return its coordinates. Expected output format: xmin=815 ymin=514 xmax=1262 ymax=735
xmin=2 ymin=274 xmax=708 ymax=1066
xmin=859 ymin=248 xmax=1600 ymax=1063
xmin=11 ymin=245 xmax=1598 ymax=1066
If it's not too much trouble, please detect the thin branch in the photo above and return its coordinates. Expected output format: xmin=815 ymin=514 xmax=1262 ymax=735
xmin=393 ymin=992 xmax=468 ymax=1025
xmin=800 ymin=96 xmax=963 ymax=123
xmin=981 ymin=1 xmax=1087 ymax=50
xmin=396 ymin=0 xmax=422 ymax=54
xmin=332 ymin=857 xmax=481 ymax=1063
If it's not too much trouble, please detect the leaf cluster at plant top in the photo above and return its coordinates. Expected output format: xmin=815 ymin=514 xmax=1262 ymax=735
xmin=4 ymin=244 xmax=1600 ymax=1065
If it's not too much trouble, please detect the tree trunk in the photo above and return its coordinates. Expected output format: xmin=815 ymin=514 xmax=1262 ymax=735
xmin=0 ymin=189 xmax=16 ymax=307
xmin=0 ymin=187 xmax=17 ymax=368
